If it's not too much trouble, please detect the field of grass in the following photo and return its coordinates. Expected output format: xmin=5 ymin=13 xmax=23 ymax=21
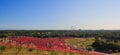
xmin=1 ymin=37 xmax=113 ymax=55
xmin=0 ymin=45 xmax=90 ymax=55
xmin=65 ymin=37 xmax=95 ymax=50
xmin=0 ymin=37 xmax=96 ymax=55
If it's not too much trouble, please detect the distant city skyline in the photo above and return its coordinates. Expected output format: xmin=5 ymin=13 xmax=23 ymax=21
xmin=0 ymin=0 xmax=120 ymax=30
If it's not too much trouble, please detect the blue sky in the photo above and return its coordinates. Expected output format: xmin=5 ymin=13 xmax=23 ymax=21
xmin=0 ymin=0 xmax=120 ymax=30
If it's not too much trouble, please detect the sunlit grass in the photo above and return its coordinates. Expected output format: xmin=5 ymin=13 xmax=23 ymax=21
xmin=65 ymin=37 xmax=95 ymax=49
xmin=0 ymin=45 xmax=92 ymax=55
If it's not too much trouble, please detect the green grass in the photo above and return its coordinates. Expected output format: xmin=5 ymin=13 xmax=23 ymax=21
xmin=0 ymin=45 xmax=91 ymax=55
xmin=65 ymin=37 xmax=95 ymax=49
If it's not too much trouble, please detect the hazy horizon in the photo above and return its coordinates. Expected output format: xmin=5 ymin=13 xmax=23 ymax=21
xmin=0 ymin=0 xmax=120 ymax=30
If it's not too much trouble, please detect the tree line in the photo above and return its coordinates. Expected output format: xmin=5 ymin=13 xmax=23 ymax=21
xmin=0 ymin=30 xmax=120 ymax=39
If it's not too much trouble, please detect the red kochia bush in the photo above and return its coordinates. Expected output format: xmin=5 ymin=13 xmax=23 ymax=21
xmin=10 ymin=36 xmax=96 ymax=55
